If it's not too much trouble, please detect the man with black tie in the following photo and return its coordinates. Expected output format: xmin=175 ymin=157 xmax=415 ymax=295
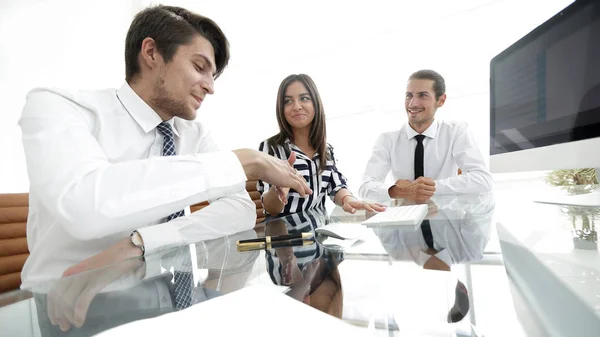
xmin=359 ymin=69 xmax=493 ymax=203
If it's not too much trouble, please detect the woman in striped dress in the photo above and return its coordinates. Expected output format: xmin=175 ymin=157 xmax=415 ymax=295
xmin=257 ymin=74 xmax=385 ymax=217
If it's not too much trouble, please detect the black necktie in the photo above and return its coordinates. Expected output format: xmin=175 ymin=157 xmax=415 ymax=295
xmin=414 ymin=134 xmax=434 ymax=249
xmin=414 ymin=134 xmax=425 ymax=179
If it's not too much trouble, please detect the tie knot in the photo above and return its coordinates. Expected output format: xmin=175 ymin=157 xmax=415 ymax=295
xmin=156 ymin=121 xmax=174 ymax=139
xmin=415 ymin=134 xmax=426 ymax=143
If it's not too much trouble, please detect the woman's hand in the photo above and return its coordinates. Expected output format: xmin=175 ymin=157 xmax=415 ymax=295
xmin=274 ymin=186 xmax=291 ymax=205
xmin=342 ymin=197 xmax=387 ymax=214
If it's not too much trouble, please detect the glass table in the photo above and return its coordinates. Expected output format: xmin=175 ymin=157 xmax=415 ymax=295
xmin=2 ymin=191 xmax=590 ymax=336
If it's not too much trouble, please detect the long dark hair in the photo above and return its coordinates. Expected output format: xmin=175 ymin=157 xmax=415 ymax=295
xmin=267 ymin=74 xmax=329 ymax=172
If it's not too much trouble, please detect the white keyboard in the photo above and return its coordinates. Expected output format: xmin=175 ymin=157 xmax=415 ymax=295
xmin=361 ymin=204 xmax=428 ymax=228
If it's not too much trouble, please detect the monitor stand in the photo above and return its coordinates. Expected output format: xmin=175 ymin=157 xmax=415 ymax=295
xmin=533 ymin=168 xmax=600 ymax=207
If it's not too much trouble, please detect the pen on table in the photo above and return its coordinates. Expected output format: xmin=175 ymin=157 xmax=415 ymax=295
xmin=237 ymin=239 xmax=315 ymax=251
xmin=236 ymin=232 xmax=314 ymax=246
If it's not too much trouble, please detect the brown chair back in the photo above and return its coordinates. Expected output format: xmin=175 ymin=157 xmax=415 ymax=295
xmin=0 ymin=194 xmax=29 ymax=293
xmin=190 ymin=180 xmax=264 ymax=224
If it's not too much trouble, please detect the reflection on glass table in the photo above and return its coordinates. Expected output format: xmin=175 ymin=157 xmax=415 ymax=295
xmin=495 ymin=184 xmax=600 ymax=337
xmin=0 ymin=192 xmax=535 ymax=337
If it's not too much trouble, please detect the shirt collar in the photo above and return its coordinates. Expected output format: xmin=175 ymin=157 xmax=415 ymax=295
xmin=116 ymin=82 xmax=180 ymax=137
xmin=284 ymin=138 xmax=319 ymax=159
xmin=405 ymin=119 xmax=439 ymax=140
xmin=284 ymin=138 xmax=296 ymax=153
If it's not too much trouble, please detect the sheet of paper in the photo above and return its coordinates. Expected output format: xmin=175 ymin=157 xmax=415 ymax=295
xmin=97 ymin=284 xmax=368 ymax=336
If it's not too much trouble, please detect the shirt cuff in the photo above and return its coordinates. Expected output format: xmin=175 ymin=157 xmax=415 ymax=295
xmin=136 ymin=223 xmax=183 ymax=256
xmin=140 ymin=252 xmax=163 ymax=280
xmin=329 ymin=185 xmax=348 ymax=202
xmin=379 ymin=183 xmax=394 ymax=202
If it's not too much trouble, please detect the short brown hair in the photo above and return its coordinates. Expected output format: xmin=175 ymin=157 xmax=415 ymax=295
xmin=125 ymin=5 xmax=230 ymax=82
xmin=409 ymin=69 xmax=446 ymax=100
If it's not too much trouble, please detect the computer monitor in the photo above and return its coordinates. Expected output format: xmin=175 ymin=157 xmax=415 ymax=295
xmin=489 ymin=0 xmax=600 ymax=206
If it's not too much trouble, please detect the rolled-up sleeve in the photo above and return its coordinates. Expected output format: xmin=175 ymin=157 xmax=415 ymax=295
xmin=327 ymin=146 xmax=349 ymax=201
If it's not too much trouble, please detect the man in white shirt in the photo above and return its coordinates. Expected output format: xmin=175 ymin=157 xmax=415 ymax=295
xmin=19 ymin=5 xmax=311 ymax=288
xmin=359 ymin=70 xmax=493 ymax=202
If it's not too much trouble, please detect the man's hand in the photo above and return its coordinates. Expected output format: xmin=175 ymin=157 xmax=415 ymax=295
xmin=47 ymin=254 xmax=144 ymax=331
xmin=233 ymin=149 xmax=312 ymax=197
xmin=388 ymin=177 xmax=436 ymax=203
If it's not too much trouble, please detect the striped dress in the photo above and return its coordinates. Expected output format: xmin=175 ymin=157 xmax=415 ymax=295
xmin=257 ymin=138 xmax=349 ymax=216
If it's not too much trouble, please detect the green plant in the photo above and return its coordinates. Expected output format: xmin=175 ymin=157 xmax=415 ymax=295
xmin=546 ymin=169 xmax=598 ymax=244
xmin=560 ymin=206 xmax=598 ymax=242
xmin=545 ymin=168 xmax=598 ymax=195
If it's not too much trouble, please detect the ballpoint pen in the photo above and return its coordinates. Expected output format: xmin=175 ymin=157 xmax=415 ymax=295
xmin=237 ymin=238 xmax=315 ymax=252
xmin=237 ymin=232 xmax=314 ymax=246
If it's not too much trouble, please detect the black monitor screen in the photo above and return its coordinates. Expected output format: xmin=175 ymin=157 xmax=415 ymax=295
xmin=490 ymin=0 xmax=600 ymax=155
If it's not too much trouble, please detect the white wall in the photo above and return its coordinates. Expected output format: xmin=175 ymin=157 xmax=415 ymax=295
xmin=0 ymin=0 xmax=574 ymax=193
xmin=0 ymin=0 xmax=145 ymax=192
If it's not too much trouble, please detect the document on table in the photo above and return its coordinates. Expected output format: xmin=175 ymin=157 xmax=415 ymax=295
xmin=97 ymin=284 xmax=367 ymax=336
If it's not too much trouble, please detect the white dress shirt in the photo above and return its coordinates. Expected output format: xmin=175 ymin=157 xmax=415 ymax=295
xmin=359 ymin=120 xmax=493 ymax=202
xmin=19 ymin=83 xmax=255 ymax=288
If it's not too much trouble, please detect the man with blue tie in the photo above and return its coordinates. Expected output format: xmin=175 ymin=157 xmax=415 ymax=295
xmin=359 ymin=69 xmax=493 ymax=203
xmin=19 ymin=5 xmax=311 ymax=290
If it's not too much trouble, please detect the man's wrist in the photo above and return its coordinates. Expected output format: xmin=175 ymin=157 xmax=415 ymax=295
xmin=399 ymin=181 xmax=414 ymax=197
xmin=388 ymin=185 xmax=395 ymax=198
xmin=233 ymin=149 xmax=260 ymax=180
xmin=388 ymin=185 xmax=399 ymax=198
xmin=389 ymin=185 xmax=405 ymax=198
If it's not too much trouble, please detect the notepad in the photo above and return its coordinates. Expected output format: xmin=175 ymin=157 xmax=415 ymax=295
xmin=97 ymin=285 xmax=367 ymax=336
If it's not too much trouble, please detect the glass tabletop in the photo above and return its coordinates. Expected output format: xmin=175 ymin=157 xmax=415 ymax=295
xmin=0 ymin=192 xmax=532 ymax=337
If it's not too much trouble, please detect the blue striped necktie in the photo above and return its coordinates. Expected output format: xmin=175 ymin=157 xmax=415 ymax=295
xmin=156 ymin=121 xmax=194 ymax=309
xmin=156 ymin=121 xmax=185 ymax=221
